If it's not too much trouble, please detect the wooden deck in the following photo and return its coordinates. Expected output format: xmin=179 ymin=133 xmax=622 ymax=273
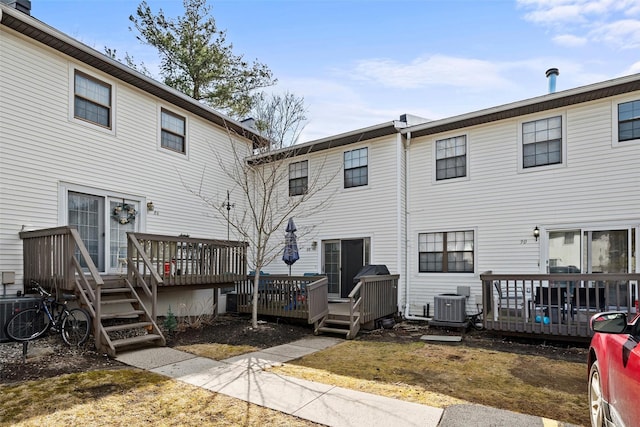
xmin=19 ymin=226 xmax=248 ymax=356
xmin=235 ymin=273 xmax=400 ymax=338
xmin=481 ymin=271 xmax=640 ymax=341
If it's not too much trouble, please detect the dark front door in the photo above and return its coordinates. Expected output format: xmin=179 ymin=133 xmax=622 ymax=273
xmin=341 ymin=239 xmax=364 ymax=298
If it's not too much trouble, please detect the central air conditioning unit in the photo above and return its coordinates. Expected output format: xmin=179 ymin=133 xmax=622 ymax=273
xmin=433 ymin=294 xmax=466 ymax=324
xmin=0 ymin=296 xmax=39 ymax=342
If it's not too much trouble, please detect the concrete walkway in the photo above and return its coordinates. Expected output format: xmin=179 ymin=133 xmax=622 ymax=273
xmin=115 ymin=337 xmax=572 ymax=427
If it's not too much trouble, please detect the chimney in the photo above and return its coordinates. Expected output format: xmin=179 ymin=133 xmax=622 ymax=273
xmin=545 ymin=68 xmax=559 ymax=94
xmin=0 ymin=0 xmax=31 ymax=15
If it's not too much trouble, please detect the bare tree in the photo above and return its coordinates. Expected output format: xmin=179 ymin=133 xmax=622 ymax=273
xmin=185 ymin=95 xmax=339 ymax=327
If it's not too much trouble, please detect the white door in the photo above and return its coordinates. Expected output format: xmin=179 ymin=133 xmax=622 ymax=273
xmin=67 ymin=191 xmax=140 ymax=273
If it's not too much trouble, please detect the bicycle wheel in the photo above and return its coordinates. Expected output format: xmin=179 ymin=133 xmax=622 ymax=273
xmin=61 ymin=308 xmax=91 ymax=346
xmin=5 ymin=307 xmax=50 ymax=341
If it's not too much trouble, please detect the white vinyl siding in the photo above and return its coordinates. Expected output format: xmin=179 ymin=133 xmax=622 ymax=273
xmin=0 ymin=27 xmax=251 ymax=285
xmin=259 ymin=136 xmax=402 ymax=286
xmin=406 ymin=99 xmax=640 ymax=316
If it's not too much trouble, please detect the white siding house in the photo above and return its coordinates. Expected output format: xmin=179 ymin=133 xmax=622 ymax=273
xmin=1 ymin=3 xmax=638 ymax=325
xmin=403 ymin=77 xmax=640 ymax=317
xmin=257 ymin=125 xmax=408 ymax=300
xmin=0 ymin=4 xmax=255 ymax=311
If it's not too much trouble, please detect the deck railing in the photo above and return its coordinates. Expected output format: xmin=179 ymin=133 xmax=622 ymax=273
xmin=19 ymin=226 xmax=103 ymax=292
xmin=20 ymin=226 xmax=104 ymax=345
xmin=236 ymin=275 xmax=326 ymax=319
xmin=481 ymin=271 xmax=640 ymax=339
xmin=358 ymin=274 xmax=400 ymax=325
xmin=129 ymin=233 xmax=247 ymax=287
xmin=307 ymin=277 xmax=329 ymax=324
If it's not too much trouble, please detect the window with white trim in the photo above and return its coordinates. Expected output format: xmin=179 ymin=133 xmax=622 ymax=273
xmin=418 ymin=231 xmax=474 ymax=273
xmin=522 ymin=116 xmax=562 ymax=168
xmin=74 ymin=71 xmax=112 ymax=128
xmin=618 ymin=99 xmax=640 ymax=142
xmin=344 ymin=147 xmax=368 ymax=188
xmin=436 ymin=135 xmax=466 ymax=180
xmin=161 ymin=109 xmax=186 ymax=153
xmin=289 ymin=160 xmax=308 ymax=196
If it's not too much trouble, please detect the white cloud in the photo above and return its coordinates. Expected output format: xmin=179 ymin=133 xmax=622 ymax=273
xmin=553 ymin=34 xmax=588 ymax=46
xmin=350 ymin=55 xmax=513 ymax=91
xmin=590 ymin=19 xmax=640 ymax=48
xmin=518 ymin=0 xmax=639 ymax=23
xmin=517 ymin=0 xmax=640 ymax=50
xmin=623 ymin=61 xmax=640 ymax=75
xmin=522 ymin=4 xmax=585 ymax=24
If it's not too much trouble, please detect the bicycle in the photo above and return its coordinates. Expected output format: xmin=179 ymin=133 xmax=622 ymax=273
xmin=4 ymin=281 xmax=91 ymax=346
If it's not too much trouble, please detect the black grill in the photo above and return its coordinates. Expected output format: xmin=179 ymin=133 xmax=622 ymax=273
xmin=353 ymin=265 xmax=390 ymax=283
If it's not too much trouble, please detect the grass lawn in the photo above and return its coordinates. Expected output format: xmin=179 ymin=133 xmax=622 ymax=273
xmin=0 ymin=339 xmax=588 ymax=426
xmin=0 ymin=369 xmax=319 ymax=426
xmin=270 ymin=340 xmax=588 ymax=426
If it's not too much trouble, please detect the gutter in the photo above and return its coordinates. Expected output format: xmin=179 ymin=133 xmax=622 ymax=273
xmin=401 ymin=131 xmax=430 ymax=321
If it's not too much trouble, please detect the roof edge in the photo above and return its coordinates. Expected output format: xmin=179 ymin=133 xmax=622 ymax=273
xmin=0 ymin=4 xmax=261 ymax=142
xmin=403 ymin=73 xmax=640 ymax=138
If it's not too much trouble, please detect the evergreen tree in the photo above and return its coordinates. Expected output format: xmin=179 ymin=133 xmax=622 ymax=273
xmin=130 ymin=0 xmax=276 ymax=118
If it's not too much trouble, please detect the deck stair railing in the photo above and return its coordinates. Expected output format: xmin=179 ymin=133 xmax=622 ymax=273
xmin=314 ymin=274 xmax=399 ymax=339
xmin=481 ymin=271 xmax=640 ymax=339
xmin=20 ymin=226 xmax=166 ymax=357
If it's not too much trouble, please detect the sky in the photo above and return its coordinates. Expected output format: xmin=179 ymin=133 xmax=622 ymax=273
xmin=28 ymin=0 xmax=640 ymax=142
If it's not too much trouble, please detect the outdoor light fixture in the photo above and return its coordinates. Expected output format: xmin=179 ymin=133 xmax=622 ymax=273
xmin=533 ymin=226 xmax=540 ymax=241
xmin=147 ymin=201 xmax=155 ymax=212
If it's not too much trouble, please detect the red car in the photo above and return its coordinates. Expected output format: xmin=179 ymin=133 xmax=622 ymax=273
xmin=588 ymin=311 xmax=640 ymax=427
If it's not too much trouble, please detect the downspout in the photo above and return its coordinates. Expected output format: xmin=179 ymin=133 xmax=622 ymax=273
xmin=402 ymin=131 xmax=430 ymax=321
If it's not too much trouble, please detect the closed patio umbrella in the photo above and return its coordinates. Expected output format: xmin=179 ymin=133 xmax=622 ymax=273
xmin=282 ymin=218 xmax=300 ymax=275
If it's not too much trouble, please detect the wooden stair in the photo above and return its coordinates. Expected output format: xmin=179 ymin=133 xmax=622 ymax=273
xmin=86 ymin=276 xmax=166 ymax=357
xmin=315 ymin=306 xmax=360 ymax=339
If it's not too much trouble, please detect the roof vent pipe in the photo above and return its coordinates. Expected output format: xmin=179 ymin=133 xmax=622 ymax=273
xmin=546 ymin=68 xmax=559 ymax=94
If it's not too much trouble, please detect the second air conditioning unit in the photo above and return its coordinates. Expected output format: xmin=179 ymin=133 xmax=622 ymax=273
xmin=433 ymin=294 xmax=466 ymax=323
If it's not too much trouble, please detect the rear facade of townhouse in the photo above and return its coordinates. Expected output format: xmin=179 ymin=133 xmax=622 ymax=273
xmin=1 ymin=3 xmax=638 ymax=354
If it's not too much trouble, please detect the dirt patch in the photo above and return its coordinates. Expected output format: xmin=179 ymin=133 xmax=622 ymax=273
xmin=1 ymin=313 xmax=588 ymax=386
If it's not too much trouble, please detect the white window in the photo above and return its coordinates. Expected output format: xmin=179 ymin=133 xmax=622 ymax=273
xmin=522 ymin=116 xmax=562 ymax=168
xmin=418 ymin=230 xmax=474 ymax=273
xmin=344 ymin=147 xmax=368 ymax=188
xmin=74 ymin=70 xmax=112 ymax=128
xmin=161 ymin=109 xmax=186 ymax=154
xmin=435 ymin=135 xmax=467 ymax=180
xmin=617 ymin=99 xmax=640 ymax=142
xmin=289 ymin=160 xmax=308 ymax=196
